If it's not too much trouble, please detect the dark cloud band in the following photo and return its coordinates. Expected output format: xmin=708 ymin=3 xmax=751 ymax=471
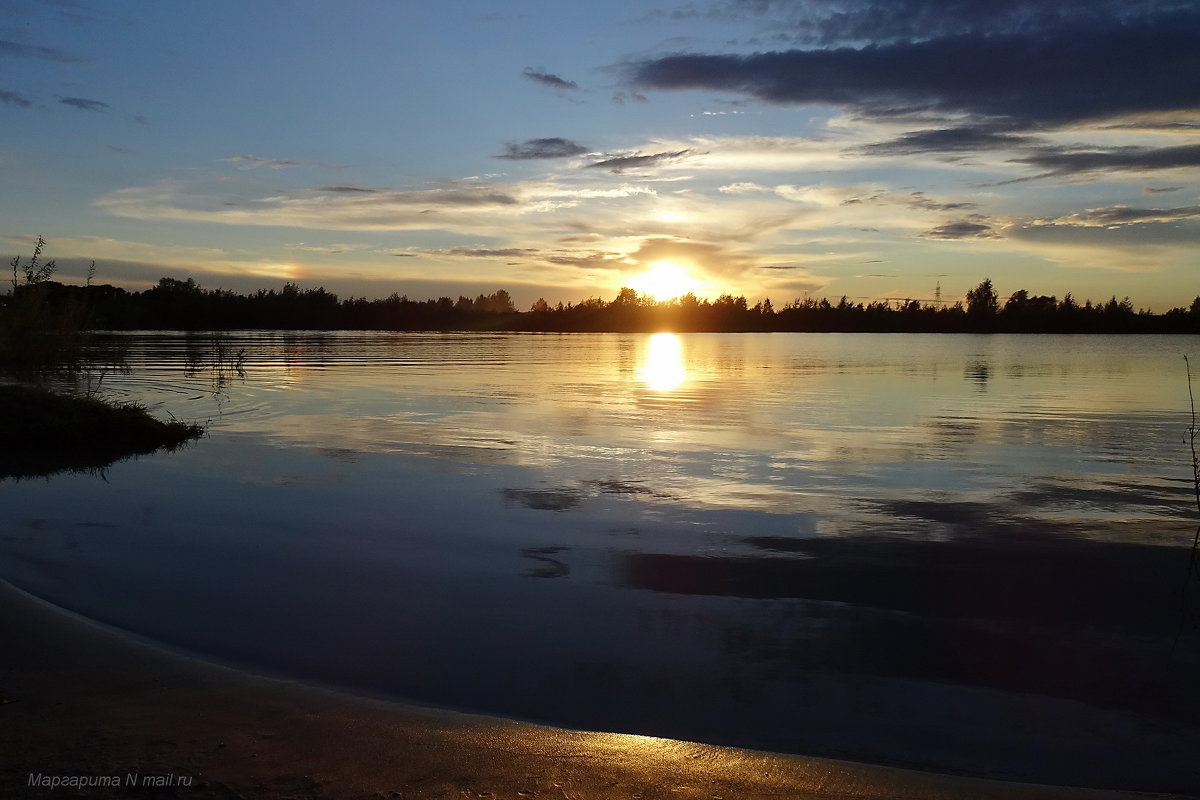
xmin=630 ymin=12 xmax=1200 ymax=126
xmin=1014 ymin=143 xmax=1200 ymax=177
xmin=1036 ymin=205 xmax=1200 ymax=227
xmin=497 ymin=138 xmax=589 ymax=160
xmin=859 ymin=127 xmax=1034 ymax=156
xmin=586 ymin=150 xmax=694 ymax=173
xmin=59 ymin=96 xmax=109 ymax=112
xmin=0 ymin=89 xmax=33 ymax=108
xmin=0 ymin=39 xmax=83 ymax=62
xmin=922 ymin=220 xmax=997 ymax=240
xmin=523 ymin=68 xmax=578 ymax=90
xmin=705 ymin=0 xmax=1188 ymax=45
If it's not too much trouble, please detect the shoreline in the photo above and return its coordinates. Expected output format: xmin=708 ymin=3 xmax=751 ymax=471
xmin=0 ymin=579 xmax=1189 ymax=800
xmin=0 ymin=383 xmax=204 ymax=479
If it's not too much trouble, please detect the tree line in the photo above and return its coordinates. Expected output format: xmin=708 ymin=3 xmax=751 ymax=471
xmin=4 ymin=272 xmax=1200 ymax=334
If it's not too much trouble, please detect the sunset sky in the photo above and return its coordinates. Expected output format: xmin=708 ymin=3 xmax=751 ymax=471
xmin=2 ymin=0 xmax=1198 ymax=310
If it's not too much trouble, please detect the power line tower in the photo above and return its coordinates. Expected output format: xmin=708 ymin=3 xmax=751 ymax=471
xmin=934 ymin=281 xmax=942 ymax=305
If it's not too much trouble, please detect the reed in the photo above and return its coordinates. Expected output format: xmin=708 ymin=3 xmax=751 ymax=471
xmin=2 ymin=238 xmax=201 ymax=478
xmin=1184 ymin=356 xmax=1200 ymax=622
xmin=1 ymin=237 xmax=88 ymax=375
xmin=1167 ymin=356 xmax=1200 ymax=670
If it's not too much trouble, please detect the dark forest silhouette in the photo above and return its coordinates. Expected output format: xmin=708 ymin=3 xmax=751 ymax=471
xmin=4 ymin=275 xmax=1200 ymax=334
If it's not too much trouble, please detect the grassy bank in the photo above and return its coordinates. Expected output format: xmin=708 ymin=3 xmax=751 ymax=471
xmin=0 ymin=384 xmax=204 ymax=479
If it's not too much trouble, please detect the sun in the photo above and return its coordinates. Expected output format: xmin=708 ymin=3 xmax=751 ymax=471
xmin=630 ymin=261 xmax=700 ymax=302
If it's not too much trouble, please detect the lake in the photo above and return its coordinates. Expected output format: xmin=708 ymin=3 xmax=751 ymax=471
xmin=3 ymin=331 xmax=1200 ymax=784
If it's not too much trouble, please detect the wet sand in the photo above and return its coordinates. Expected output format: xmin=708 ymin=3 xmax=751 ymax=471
xmin=2 ymin=580 xmax=1190 ymax=800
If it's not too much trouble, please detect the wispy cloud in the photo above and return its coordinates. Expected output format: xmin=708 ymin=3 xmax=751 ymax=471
xmin=586 ymin=149 xmax=695 ymax=173
xmin=858 ymin=127 xmax=1035 ymax=157
xmin=96 ymin=179 xmax=531 ymax=233
xmin=3 ymin=234 xmax=297 ymax=282
xmin=0 ymin=38 xmax=85 ymax=62
xmin=905 ymin=192 xmax=978 ymax=212
xmin=1012 ymin=143 xmax=1200 ymax=179
xmin=0 ymin=89 xmax=33 ymax=108
xmin=222 ymin=154 xmax=302 ymax=169
xmin=285 ymin=242 xmax=369 ymax=255
xmin=718 ymin=182 xmax=768 ymax=194
xmin=522 ymin=68 xmax=578 ymax=90
xmin=431 ymin=247 xmax=540 ymax=259
xmin=629 ymin=135 xmax=849 ymax=173
xmin=1003 ymin=223 xmax=1200 ymax=272
xmin=1029 ymin=205 xmax=1200 ymax=228
xmin=310 ymin=184 xmax=381 ymax=194
xmin=921 ymin=219 xmax=998 ymax=240
xmin=59 ymin=96 xmax=108 ymax=111
xmin=497 ymin=138 xmax=590 ymax=160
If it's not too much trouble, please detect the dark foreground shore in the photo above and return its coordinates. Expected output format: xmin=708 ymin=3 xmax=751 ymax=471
xmin=0 ymin=384 xmax=204 ymax=479
xmin=0 ymin=579 xmax=1191 ymax=800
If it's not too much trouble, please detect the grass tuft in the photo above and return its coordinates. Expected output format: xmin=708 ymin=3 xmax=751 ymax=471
xmin=0 ymin=384 xmax=204 ymax=479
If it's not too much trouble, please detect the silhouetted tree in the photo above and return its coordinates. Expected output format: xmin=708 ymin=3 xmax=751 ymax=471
xmin=966 ymin=278 xmax=999 ymax=319
xmin=5 ymin=255 xmax=1198 ymax=334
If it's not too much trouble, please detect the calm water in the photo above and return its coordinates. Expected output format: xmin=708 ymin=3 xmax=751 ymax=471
xmin=3 ymin=332 xmax=1200 ymax=779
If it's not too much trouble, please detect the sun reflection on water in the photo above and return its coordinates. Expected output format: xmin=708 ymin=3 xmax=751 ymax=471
xmin=638 ymin=332 xmax=686 ymax=392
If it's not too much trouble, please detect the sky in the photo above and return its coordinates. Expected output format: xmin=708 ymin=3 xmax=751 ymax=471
xmin=2 ymin=0 xmax=1198 ymax=311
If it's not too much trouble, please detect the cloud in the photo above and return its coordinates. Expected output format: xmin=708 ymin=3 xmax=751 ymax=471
xmin=773 ymin=183 xmax=978 ymax=218
xmin=1142 ymin=186 xmax=1184 ymax=194
xmin=1012 ymin=143 xmax=1200 ymax=179
xmin=922 ymin=219 xmax=998 ymax=239
xmin=497 ymin=138 xmax=590 ymax=160
xmin=59 ymin=96 xmax=108 ymax=111
xmin=712 ymin=0 xmax=1189 ymax=45
xmin=0 ymin=39 xmax=84 ymax=62
xmin=222 ymin=154 xmax=301 ymax=169
xmin=719 ymin=182 xmax=769 ymax=194
xmin=285 ymin=242 xmax=368 ymax=255
xmin=625 ymin=236 xmax=764 ymax=281
xmin=1003 ymin=222 xmax=1200 ymax=271
xmin=418 ymin=234 xmax=802 ymax=287
xmin=543 ymin=251 xmax=628 ymax=270
xmin=629 ymin=10 xmax=1200 ymax=127
xmin=420 ymin=246 xmax=629 ymax=272
xmin=433 ymin=247 xmax=540 ymax=259
xmin=0 ymin=89 xmax=33 ymax=108
xmin=905 ymin=192 xmax=978 ymax=212
xmin=586 ymin=149 xmax=695 ymax=173
xmin=1012 ymin=222 xmax=1200 ymax=248
xmin=858 ymin=127 xmax=1034 ymax=156
xmin=311 ymin=184 xmax=380 ymax=194
xmin=3 ymin=234 xmax=297 ymax=283
xmin=1029 ymin=205 xmax=1200 ymax=228
xmin=96 ymin=179 xmax=531 ymax=233
xmin=611 ymin=91 xmax=648 ymax=104
xmin=522 ymin=68 xmax=578 ymax=90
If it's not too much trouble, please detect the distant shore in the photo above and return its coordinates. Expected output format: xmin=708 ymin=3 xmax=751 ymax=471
xmin=0 ymin=579 xmax=1180 ymax=800
xmin=12 ymin=277 xmax=1200 ymax=333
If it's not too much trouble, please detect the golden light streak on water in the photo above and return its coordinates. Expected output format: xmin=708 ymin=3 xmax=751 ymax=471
xmin=638 ymin=332 xmax=687 ymax=392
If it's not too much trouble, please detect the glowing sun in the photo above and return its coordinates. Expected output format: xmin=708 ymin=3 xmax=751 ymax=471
xmin=630 ymin=261 xmax=700 ymax=302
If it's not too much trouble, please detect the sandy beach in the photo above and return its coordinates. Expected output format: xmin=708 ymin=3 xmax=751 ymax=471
xmin=2 ymin=578 xmax=1193 ymax=800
